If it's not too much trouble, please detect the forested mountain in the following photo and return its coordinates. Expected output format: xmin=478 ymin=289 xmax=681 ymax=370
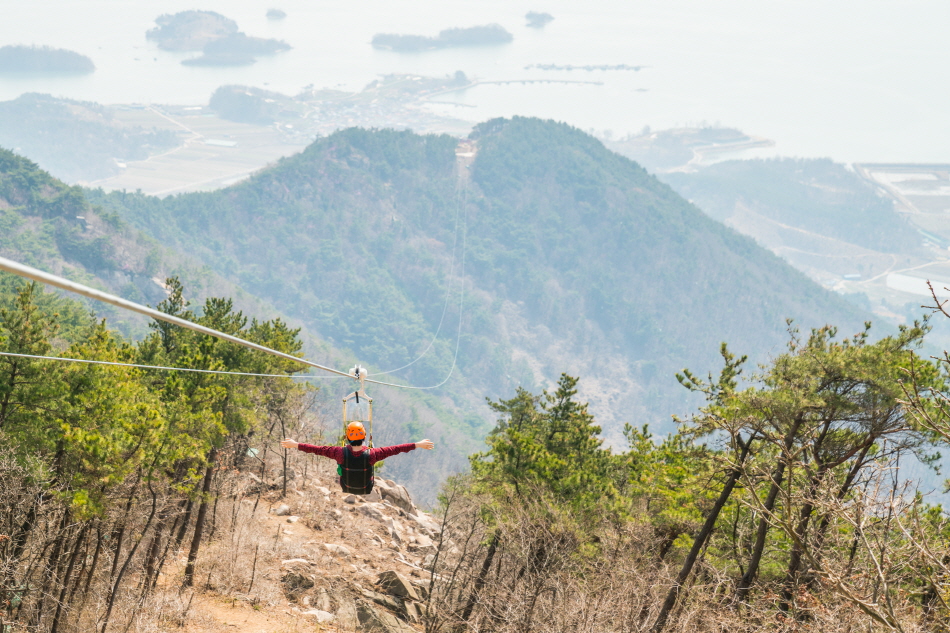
xmin=662 ymin=158 xmax=920 ymax=254
xmin=86 ymin=117 xmax=864 ymax=452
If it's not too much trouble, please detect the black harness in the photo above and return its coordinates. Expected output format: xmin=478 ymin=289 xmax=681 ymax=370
xmin=340 ymin=445 xmax=374 ymax=494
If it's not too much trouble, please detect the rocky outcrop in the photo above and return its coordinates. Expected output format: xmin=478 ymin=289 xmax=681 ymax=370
xmin=280 ymin=559 xmax=315 ymax=601
xmin=375 ymin=478 xmax=414 ymax=514
xmin=245 ymin=462 xmax=444 ymax=631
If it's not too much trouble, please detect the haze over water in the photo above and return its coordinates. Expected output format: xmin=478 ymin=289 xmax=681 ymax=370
xmin=1 ymin=0 xmax=948 ymax=163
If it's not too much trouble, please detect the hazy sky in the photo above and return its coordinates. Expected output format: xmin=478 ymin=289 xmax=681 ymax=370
xmin=1 ymin=0 xmax=948 ymax=162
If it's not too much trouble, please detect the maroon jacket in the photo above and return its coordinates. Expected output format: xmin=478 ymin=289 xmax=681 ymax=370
xmin=296 ymin=442 xmax=416 ymax=466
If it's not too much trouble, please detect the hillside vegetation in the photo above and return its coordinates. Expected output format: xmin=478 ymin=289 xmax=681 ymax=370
xmin=1 ymin=274 xmax=948 ymax=632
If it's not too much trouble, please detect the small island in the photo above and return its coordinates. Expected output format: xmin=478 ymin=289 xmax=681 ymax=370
xmin=147 ymin=10 xmax=291 ymax=66
xmin=525 ymin=11 xmax=554 ymax=28
xmin=183 ymin=33 xmax=291 ymax=67
xmin=266 ymin=8 xmax=287 ymax=20
xmin=372 ymin=24 xmax=513 ymax=52
xmin=147 ymin=11 xmax=238 ymax=51
xmin=0 ymin=45 xmax=95 ymax=74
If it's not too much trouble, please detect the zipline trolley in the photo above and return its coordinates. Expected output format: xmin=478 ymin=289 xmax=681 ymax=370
xmin=342 ymin=365 xmax=373 ymax=447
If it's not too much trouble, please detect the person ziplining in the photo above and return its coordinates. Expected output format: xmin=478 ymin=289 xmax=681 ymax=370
xmin=280 ymin=422 xmax=434 ymax=495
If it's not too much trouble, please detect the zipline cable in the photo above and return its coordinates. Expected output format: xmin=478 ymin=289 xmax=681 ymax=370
xmin=0 ymin=351 xmax=350 ymax=379
xmin=374 ymin=183 xmax=464 ymax=377
xmin=0 ymin=170 xmax=472 ymax=392
xmin=0 ymin=255 xmax=462 ymax=390
xmin=366 ymin=182 xmax=468 ymax=392
xmin=0 ymin=255 xmax=352 ymax=379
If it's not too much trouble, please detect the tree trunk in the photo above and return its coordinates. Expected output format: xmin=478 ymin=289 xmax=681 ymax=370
xmin=100 ymin=477 xmax=160 ymax=633
xmin=142 ymin=502 xmax=175 ymax=596
xmin=778 ymin=465 xmax=830 ymax=612
xmin=461 ymin=530 xmax=500 ymax=622
xmin=50 ymin=522 xmax=90 ymax=633
xmin=183 ymin=448 xmax=218 ymax=587
xmin=173 ymin=498 xmax=194 ymax=550
xmin=28 ymin=508 xmax=71 ymax=631
xmin=651 ymin=434 xmax=754 ymax=632
xmin=735 ymin=416 xmax=807 ymax=602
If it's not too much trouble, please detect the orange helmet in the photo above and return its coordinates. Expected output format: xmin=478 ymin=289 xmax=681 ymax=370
xmin=345 ymin=421 xmax=366 ymax=441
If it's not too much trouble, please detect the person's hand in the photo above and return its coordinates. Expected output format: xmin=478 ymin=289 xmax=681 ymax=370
xmin=415 ymin=439 xmax=434 ymax=450
xmin=280 ymin=438 xmax=299 ymax=450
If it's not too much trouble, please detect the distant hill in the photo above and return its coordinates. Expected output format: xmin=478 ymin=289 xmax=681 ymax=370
xmin=0 ymin=45 xmax=94 ymax=74
xmin=0 ymin=94 xmax=179 ymax=183
xmin=662 ymin=158 xmax=921 ymax=254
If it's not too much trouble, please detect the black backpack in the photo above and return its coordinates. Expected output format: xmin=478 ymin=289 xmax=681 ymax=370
xmin=340 ymin=445 xmax=374 ymax=494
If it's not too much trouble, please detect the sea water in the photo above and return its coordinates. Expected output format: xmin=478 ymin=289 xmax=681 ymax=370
xmin=0 ymin=0 xmax=948 ymax=163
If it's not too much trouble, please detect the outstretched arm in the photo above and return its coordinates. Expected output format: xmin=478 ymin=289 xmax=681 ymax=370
xmin=370 ymin=440 xmax=435 ymax=464
xmin=281 ymin=439 xmax=344 ymax=462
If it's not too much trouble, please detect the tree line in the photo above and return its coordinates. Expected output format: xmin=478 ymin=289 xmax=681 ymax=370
xmin=0 ymin=275 xmax=317 ymax=632
xmin=423 ymin=319 xmax=950 ymax=632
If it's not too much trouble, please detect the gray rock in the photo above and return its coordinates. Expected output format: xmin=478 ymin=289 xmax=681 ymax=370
xmin=273 ymin=503 xmax=291 ymax=516
xmin=281 ymin=558 xmax=311 ymax=566
xmin=324 ymin=543 xmax=352 ymax=557
xmin=377 ymin=479 xmax=414 ymax=514
xmin=281 ymin=570 xmax=314 ymax=600
xmin=356 ymin=599 xmax=417 ymax=633
xmin=287 ymin=515 xmax=299 ymax=523
xmin=302 ymin=609 xmax=335 ymax=623
xmin=365 ymin=488 xmax=383 ymax=502
xmin=314 ymin=485 xmax=331 ymax=496
xmin=361 ymin=588 xmax=402 ymax=611
xmin=403 ymin=599 xmax=424 ymax=623
xmin=344 ymin=494 xmax=361 ymax=504
xmin=377 ymin=570 xmax=421 ymax=601
xmin=423 ymin=554 xmax=436 ymax=569
xmin=359 ymin=503 xmax=386 ymax=521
